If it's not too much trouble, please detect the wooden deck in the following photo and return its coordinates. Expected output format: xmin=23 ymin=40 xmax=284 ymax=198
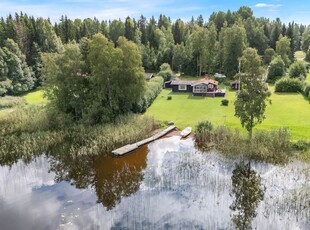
xmin=112 ymin=125 xmax=176 ymax=156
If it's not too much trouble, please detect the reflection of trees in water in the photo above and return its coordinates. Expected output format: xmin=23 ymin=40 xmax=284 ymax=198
xmin=95 ymin=164 xmax=143 ymax=210
xmin=48 ymin=148 xmax=146 ymax=210
xmin=48 ymin=153 xmax=95 ymax=189
xmin=230 ymin=161 xmax=265 ymax=230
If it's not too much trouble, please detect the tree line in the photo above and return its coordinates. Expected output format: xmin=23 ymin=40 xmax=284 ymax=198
xmin=1 ymin=7 xmax=310 ymax=96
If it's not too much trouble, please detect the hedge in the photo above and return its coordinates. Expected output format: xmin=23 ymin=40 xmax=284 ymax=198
xmin=133 ymin=76 xmax=163 ymax=113
xmin=275 ymin=77 xmax=303 ymax=92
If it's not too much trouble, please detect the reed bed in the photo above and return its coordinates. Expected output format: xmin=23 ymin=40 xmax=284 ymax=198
xmin=0 ymin=107 xmax=160 ymax=166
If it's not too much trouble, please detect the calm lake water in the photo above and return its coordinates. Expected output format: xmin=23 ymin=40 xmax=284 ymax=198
xmin=0 ymin=136 xmax=309 ymax=230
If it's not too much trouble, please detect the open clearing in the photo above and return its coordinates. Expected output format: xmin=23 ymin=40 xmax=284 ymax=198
xmin=146 ymin=85 xmax=310 ymax=140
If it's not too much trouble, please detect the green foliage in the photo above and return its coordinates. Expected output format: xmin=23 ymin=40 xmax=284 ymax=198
xmin=301 ymin=29 xmax=310 ymax=52
xmin=109 ymin=19 xmax=125 ymax=44
xmin=158 ymin=63 xmax=173 ymax=81
xmin=133 ymin=76 xmax=163 ymax=113
xmin=0 ymin=39 xmax=35 ymax=95
xmin=263 ymin=48 xmax=275 ymax=65
xmin=250 ymin=128 xmax=291 ymax=163
xmin=276 ymin=35 xmax=291 ymax=66
xmin=167 ymin=95 xmax=172 ymax=100
xmin=195 ymin=123 xmax=292 ymax=164
xmin=0 ymin=95 xmax=27 ymax=108
xmin=267 ymin=56 xmax=286 ymax=83
xmin=292 ymin=139 xmax=310 ymax=152
xmin=221 ymin=99 xmax=229 ymax=106
xmin=0 ymin=108 xmax=159 ymax=165
xmin=306 ymin=47 xmax=310 ymax=62
xmin=235 ymin=48 xmax=271 ymax=138
xmin=43 ymin=34 xmax=146 ymax=124
xmin=42 ymin=42 xmax=88 ymax=121
xmin=303 ymin=84 xmax=310 ymax=97
xmin=288 ymin=61 xmax=307 ymax=78
xmin=275 ymin=77 xmax=303 ymax=92
xmin=221 ymin=24 xmax=247 ymax=77
xmin=195 ymin=120 xmax=213 ymax=144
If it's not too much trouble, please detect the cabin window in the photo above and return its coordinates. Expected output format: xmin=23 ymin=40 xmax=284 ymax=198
xmin=178 ymin=84 xmax=187 ymax=91
xmin=208 ymin=84 xmax=214 ymax=89
xmin=193 ymin=85 xmax=208 ymax=93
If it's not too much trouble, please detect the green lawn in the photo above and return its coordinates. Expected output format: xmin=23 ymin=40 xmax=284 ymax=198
xmin=146 ymin=86 xmax=310 ymax=140
xmin=22 ymin=89 xmax=47 ymax=104
xmin=0 ymin=90 xmax=46 ymax=118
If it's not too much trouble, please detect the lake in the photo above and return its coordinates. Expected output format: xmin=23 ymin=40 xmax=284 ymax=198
xmin=0 ymin=136 xmax=309 ymax=229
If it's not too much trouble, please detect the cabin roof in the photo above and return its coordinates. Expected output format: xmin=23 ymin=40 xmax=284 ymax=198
xmin=171 ymin=77 xmax=218 ymax=86
xmin=170 ymin=79 xmax=196 ymax=85
xmin=191 ymin=78 xmax=218 ymax=86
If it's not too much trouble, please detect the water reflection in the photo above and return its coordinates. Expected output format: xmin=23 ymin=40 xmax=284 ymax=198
xmin=0 ymin=136 xmax=309 ymax=229
xmin=48 ymin=145 xmax=148 ymax=210
xmin=230 ymin=161 xmax=265 ymax=230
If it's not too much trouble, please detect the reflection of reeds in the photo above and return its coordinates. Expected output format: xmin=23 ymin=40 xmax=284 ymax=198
xmin=0 ymin=106 xmax=159 ymax=166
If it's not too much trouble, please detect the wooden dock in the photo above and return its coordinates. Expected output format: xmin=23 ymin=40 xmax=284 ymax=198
xmin=112 ymin=125 xmax=176 ymax=156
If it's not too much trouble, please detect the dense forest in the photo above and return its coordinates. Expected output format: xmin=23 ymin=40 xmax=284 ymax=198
xmin=0 ymin=6 xmax=310 ymax=98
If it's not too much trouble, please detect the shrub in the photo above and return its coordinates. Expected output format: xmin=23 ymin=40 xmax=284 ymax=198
xmin=267 ymin=56 xmax=286 ymax=83
xmin=250 ymin=128 xmax=291 ymax=164
xmin=275 ymin=77 xmax=303 ymax=92
xmin=292 ymin=140 xmax=310 ymax=151
xmin=221 ymin=99 xmax=229 ymax=106
xmin=195 ymin=121 xmax=213 ymax=145
xmin=133 ymin=76 xmax=163 ymax=113
xmin=303 ymin=84 xmax=310 ymax=97
xmin=263 ymin=48 xmax=275 ymax=65
xmin=167 ymin=95 xmax=172 ymax=100
xmin=158 ymin=63 xmax=173 ymax=81
xmin=288 ymin=61 xmax=307 ymax=78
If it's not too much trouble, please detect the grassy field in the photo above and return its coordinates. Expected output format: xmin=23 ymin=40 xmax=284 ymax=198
xmin=22 ymin=89 xmax=47 ymax=104
xmin=146 ymin=86 xmax=310 ymax=140
xmin=0 ymin=90 xmax=47 ymax=118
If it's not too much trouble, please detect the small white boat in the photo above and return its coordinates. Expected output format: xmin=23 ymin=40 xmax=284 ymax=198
xmin=180 ymin=127 xmax=192 ymax=138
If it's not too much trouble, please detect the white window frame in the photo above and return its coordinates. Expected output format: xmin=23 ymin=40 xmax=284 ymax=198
xmin=193 ymin=84 xmax=208 ymax=93
xmin=178 ymin=84 xmax=187 ymax=91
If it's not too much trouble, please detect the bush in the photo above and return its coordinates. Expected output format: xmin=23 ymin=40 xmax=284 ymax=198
xmin=288 ymin=61 xmax=307 ymax=78
xmin=195 ymin=121 xmax=213 ymax=145
xmin=303 ymin=84 xmax=310 ymax=97
xmin=158 ymin=63 xmax=173 ymax=81
xmin=250 ymin=128 xmax=291 ymax=164
xmin=292 ymin=140 xmax=310 ymax=151
xmin=267 ymin=56 xmax=286 ymax=83
xmin=133 ymin=76 xmax=163 ymax=113
xmin=221 ymin=99 xmax=229 ymax=106
xmin=167 ymin=95 xmax=172 ymax=100
xmin=275 ymin=77 xmax=303 ymax=92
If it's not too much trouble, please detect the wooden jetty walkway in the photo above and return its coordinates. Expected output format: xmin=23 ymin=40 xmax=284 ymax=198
xmin=112 ymin=125 xmax=176 ymax=156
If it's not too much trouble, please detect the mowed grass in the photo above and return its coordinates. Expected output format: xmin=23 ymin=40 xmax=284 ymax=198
xmin=22 ymin=89 xmax=47 ymax=104
xmin=146 ymin=86 xmax=310 ymax=140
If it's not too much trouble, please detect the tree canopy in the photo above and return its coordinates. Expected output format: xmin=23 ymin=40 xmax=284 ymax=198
xmin=43 ymin=34 xmax=145 ymax=124
xmin=0 ymin=9 xmax=308 ymax=96
xmin=234 ymin=48 xmax=271 ymax=138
